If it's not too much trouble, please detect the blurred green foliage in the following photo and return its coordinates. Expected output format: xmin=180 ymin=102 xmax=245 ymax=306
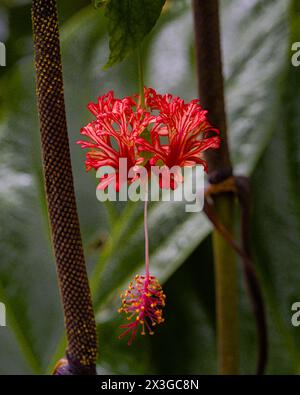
xmin=0 ymin=0 xmax=299 ymax=374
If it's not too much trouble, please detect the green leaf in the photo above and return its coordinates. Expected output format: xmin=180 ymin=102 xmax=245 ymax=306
xmin=249 ymin=0 xmax=300 ymax=374
xmin=103 ymin=0 xmax=166 ymax=68
xmin=0 ymin=65 xmax=64 ymax=374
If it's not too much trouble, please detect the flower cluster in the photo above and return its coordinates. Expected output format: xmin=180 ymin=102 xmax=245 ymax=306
xmin=78 ymin=87 xmax=220 ymax=191
xmin=79 ymin=87 xmax=220 ymax=344
xmin=118 ymin=275 xmax=166 ymax=346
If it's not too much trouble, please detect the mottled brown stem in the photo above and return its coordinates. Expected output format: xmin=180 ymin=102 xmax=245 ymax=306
xmin=32 ymin=0 xmax=97 ymax=375
xmin=192 ymin=0 xmax=232 ymax=176
xmin=193 ymin=0 xmax=239 ymax=374
xmin=193 ymin=0 xmax=267 ymax=375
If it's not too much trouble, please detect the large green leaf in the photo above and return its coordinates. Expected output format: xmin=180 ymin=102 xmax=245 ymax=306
xmin=0 ymin=66 xmax=63 ymax=373
xmin=250 ymin=0 xmax=300 ymax=374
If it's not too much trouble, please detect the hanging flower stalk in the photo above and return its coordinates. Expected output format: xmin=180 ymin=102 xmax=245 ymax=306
xmin=78 ymin=87 xmax=220 ymax=345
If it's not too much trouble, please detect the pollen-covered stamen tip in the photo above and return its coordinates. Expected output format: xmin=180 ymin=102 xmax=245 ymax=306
xmin=118 ymin=274 xmax=166 ymax=345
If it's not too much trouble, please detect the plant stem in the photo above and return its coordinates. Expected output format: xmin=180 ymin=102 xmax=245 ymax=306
xmin=193 ymin=0 xmax=239 ymax=374
xmin=212 ymin=195 xmax=239 ymax=374
xmin=32 ymin=0 xmax=97 ymax=374
xmin=137 ymin=45 xmax=150 ymax=281
xmin=137 ymin=45 xmax=145 ymax=107
xmin=144 ymin=199 xmax=150 ymax=279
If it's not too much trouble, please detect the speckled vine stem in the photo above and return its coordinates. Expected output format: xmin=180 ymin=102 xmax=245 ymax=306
xmin=32 ymin=0 xmax=97 ymax=375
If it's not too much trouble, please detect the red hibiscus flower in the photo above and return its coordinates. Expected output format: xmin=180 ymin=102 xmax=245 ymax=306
xmin=118 ymin=274 xmax=166 ymax=346
xmin=77 ymin=91 xmax=154 ymax=191
xmin=136 ymin=88 xmax=220 ymax=189
xmin=78 ymin=88 xmax=220 ymax=345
